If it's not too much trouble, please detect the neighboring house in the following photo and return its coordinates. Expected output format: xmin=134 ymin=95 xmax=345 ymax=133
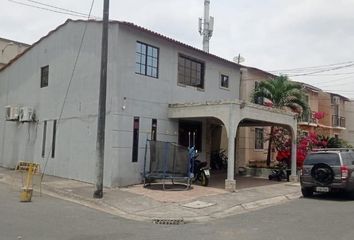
xmin=236 ymin=67 xmax=277 ymax=169
xmin=297 ymin=84 xmax=349 ymax=138
xmin=344 ymin=100 xmax=354 ymax=146
xmin=0 ymin=37 xmax=29 ymax=69
xmin=0 ymin=19 xmax=298 ymax=190
xmin=237 ymin=70 xmax=351 ymax=170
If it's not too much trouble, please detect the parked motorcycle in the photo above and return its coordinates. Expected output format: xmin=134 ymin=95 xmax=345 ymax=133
xmin=189 ymin=148 xmax=210 ymax=186
xmin=268 ymin=163 xmax=289 ymax=182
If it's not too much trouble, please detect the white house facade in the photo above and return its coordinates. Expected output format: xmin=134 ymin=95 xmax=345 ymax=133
xmin=0 ymin=20 xmax=297 ymax=190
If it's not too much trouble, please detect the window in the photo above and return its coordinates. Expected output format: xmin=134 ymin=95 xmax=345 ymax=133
xmin=178 ymin=55 xmax=204 ymax=88
xmin=255 ymin=128 xmax=264 ymax=149
xmin=220 ymin=74 xmax=229 ymax=88
xmin=151 ymin=119 xmax=157 ymax=141
xmin=41 ymin=121 xmax=47 ymax=158
xmin=51 ymin=120 xmax=57 ymax=158
xmin=132 ymin=117 xmax=140 ymax=162
xmin=135 ymin=42 xmax=159 ymax=78
xmin=40 ymin=65 xmax=49 ymax=88
xmin=254 ymin=81 xmax=264 ymax=105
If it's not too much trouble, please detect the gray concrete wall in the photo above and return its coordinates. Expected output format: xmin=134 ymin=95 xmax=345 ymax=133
xmin=109 ymin=25 xmax=240 ymax=186
xmin=0 ymin=21 xmax=118 ymax=186
xmin=0 ymin=21 xmax=241 ymax=187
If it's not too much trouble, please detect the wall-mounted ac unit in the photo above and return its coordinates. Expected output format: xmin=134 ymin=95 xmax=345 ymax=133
xmin=19 ymin=107 xmax=34 ymax=122
xmin=332 ymin=96 xmax=340 ymax=105
xmin=5 ymin=106 xmax=19 ymax=121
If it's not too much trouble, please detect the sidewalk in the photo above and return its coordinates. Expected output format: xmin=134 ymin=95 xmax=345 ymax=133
xmin=0 ymin=167 xmax=301 ymax=224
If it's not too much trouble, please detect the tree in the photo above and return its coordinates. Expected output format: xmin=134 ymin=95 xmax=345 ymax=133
xmin=252 ymin=75 xmax=309 ymax=166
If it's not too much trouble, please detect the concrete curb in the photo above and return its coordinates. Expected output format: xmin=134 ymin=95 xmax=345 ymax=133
xmin=0 ymin=171 xmax=301 ymax=224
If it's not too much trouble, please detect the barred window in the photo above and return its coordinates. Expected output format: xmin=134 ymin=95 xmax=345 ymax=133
xmin=255 ymin=128 xmax=264 ymax=149
xmin=40 ymin=65 xmax=49 ymax=88
xmin=178 ymin=55 xmax=204 ymax=88
xmin=135 ymin=42 xmax=159 ymax=78
xmin=220 ymin=74 xmax=229 ymax=88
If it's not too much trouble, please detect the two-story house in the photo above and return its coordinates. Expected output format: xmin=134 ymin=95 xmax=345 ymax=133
xmin=0 ymin=19 xmax=298 ymax=191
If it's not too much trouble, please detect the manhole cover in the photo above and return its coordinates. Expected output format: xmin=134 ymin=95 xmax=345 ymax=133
xmin=152 ymin=218 xmax=184 ymax=225
xmin=182 ymin=200 xmax=215 ymax=209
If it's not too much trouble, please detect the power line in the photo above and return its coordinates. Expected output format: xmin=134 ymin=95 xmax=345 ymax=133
xmin=25 ymin=0 xmax=93 ymax=17
xmin=8 ymin=0 xmax=99 ymax=19
xmin=269 ymin=60 xmax=354 ymax=73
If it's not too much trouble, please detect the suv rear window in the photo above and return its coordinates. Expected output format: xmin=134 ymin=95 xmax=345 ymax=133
xmin=340 ymin=152 xmax=354 ymax=166
xmin=304 ymin=153 xmax=340 ymax=166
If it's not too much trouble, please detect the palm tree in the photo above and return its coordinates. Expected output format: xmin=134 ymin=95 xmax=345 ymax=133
xmin=252 ymin=75 xmax=308 ymax=166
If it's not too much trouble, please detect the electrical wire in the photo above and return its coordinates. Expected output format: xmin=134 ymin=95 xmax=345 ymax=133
xmin=269 ymin=61 xmax=354 ymax=73
xmin=8 ymin=0 xmax=99 ymax=19
xmin=41 ymin=0 xmax=96 ymax=180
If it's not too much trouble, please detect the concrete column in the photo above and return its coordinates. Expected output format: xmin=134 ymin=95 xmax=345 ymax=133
xmin=290 ymin=126 xmax=298 ymax=182
xmin=225 ymin=107 xmax=237 ymax=192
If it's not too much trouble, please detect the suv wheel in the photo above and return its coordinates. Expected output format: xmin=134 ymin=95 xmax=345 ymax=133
xmin=301 ymin=187 xmax=313 ymax=198
xmin=311 ymin=163 xmax=334 ymax=185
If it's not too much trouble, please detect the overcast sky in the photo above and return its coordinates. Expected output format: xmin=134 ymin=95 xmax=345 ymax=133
xmin=1 ymin=0 xmax=354 ymax=98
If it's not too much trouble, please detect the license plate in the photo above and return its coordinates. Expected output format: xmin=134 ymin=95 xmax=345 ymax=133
xmin=204 ymin=169 xmax=210 ymax=176
xmin=316 ymin=187 xmax=329 ymax=192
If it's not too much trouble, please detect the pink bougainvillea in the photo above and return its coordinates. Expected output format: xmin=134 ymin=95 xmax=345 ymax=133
xmin=313 ymin=111 xmax=325 ymax=120
xmin=275 ymin=131 xmax=328 ymax=168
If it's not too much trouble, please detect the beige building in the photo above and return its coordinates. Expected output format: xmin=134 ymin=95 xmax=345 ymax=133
xmin=233 ymin=67 xmax=351 ymax=171
xmin=344 ymin=101 xmax=354 ymax=146
xmin=0 ymin=37 xmax=29 ymax=69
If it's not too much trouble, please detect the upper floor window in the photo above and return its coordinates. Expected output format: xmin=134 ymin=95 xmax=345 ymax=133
xmin=178 ymin=55 xmax=204 ymax=89
xmin=135 ymin=42 xmax=159 ymax=78
xmin=220 ymin=74 xmax=229 ymax=89
xmin=40 ymin=65 xmax=49 ymax=88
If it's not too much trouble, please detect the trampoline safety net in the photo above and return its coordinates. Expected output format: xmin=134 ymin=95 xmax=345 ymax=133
xmin=143 ymin=140 xmax=192 ymax=185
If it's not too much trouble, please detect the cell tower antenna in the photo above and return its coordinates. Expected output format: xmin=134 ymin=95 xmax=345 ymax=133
xmin=198 ymin=0 xmax=214 ymax=52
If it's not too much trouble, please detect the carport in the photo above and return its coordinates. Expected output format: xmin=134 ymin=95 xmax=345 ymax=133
xmin=168 ymin=99 xmax=298 ymax=192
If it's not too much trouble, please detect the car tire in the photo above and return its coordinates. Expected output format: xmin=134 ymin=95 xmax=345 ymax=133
xmin=347 ymin=191 xmax=354 ymax=200
xmin=301 ymin=187 xmax=313 ymax=198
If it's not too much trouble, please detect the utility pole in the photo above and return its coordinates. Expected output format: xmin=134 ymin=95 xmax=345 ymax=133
xmin=94 ymin=0 xmax=110 ymax=199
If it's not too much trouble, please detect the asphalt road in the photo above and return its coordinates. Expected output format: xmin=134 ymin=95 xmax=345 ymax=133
xmin=1 ymin=182 xmax=354 ymax=240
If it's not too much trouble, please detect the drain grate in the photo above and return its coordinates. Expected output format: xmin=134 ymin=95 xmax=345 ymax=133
xmin=152 ymin=218 xmax=184 ymax=225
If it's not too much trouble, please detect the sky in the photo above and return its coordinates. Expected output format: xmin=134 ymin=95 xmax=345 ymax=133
xmin=1 ymin=0 xmax=354 ymax=98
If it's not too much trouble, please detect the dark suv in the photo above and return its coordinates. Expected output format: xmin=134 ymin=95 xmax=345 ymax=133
xmin=300 ymin=149 xmax=354 ymax=197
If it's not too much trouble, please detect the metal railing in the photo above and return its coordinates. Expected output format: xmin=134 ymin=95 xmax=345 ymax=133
xmin=298 ymin=110 xmax=316 ymax=123
xmin=332 ymin=115 xmax=345 ymax=127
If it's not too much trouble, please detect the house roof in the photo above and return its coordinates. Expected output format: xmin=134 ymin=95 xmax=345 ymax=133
xmin=0 ymin=19 xmax=244 ymax=73
xmin=242 ymin=66 xmax=277 ymax=78
xmin=292 ymin=81 xmax=322 ymax=92
xmin=0 ymin=37 xmax=30 ymax=47
xmin=326 ymin=92 xmax=350 ymax=101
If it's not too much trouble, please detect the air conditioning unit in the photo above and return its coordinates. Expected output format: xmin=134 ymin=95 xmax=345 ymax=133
xmin=5 ymin=106 xmax=19 ymax=121
xmin=19 ymin=107 xmax=34 ymax=122
xmin=332 ymin=96 xmax=340 ymax=105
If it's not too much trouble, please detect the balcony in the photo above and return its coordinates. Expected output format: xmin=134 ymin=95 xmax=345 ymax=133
xmin=298 ymin=110 xmax=316 ymax=124
xmin=332 ymin=115 xmax=345 ymax=128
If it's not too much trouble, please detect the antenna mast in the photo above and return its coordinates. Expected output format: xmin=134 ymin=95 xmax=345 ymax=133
xmin=198 ymin=0 xmax=214 ymax=52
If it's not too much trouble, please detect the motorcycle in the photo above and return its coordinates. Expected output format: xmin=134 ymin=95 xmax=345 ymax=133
xmin=189 ymin=147 xmax=210 ymax=186
xmin=268 ymin=162 xmax=289 ymax=182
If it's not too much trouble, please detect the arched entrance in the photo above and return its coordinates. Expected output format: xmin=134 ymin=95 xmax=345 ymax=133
xmin=169 ymin=100 xmax=298 ymax=192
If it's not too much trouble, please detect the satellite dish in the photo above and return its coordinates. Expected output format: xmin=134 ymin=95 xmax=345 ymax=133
xmin=233 ymin=54 xmax=245 ymax=64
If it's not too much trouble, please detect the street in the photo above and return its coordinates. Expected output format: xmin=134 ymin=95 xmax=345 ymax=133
xmin=1 ymin=182 xmax=354 ymax=240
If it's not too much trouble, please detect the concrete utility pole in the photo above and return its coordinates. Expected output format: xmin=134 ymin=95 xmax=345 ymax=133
xmin=198 ymin=0 xmax=214 ymax=52
xmin=94 ymin=0 xmax=110 ymax=199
